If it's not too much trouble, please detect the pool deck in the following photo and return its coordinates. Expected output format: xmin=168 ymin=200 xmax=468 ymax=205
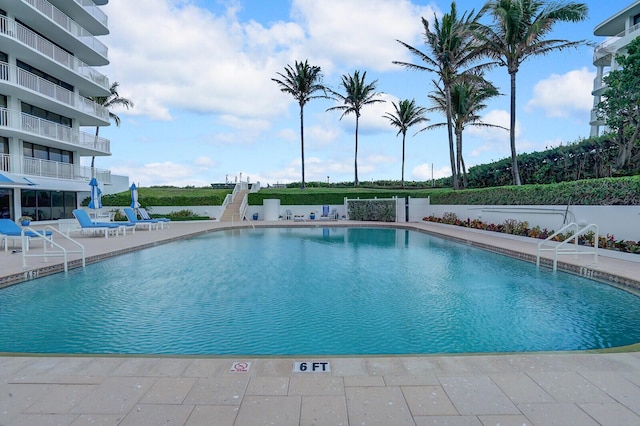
xmin=1 ymin=220 xmax=640 ymax=425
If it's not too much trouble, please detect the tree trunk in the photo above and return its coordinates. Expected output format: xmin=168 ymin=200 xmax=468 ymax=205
xmin=445 ymin=85 xmax=459 ymax=189
xmin=354 ymin=115 xmax=359 ymax=186
xmin=300 ymin=104 xmax=306 ymax=189
xmin=401 ymin=131 xmax=406 ymax=187
xmin=509 ymin=71 xmax=521 ymax=185
xmin=456 ymin=130 xmax=468 ymax=188
xmin=91 ymin=126 xmax=99 ymax=178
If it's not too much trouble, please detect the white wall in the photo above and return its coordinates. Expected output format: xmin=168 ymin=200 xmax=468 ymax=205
xmin=427 ymin=205 xmax=640 ymax=241
xmin=104 ymin=200 xmax=640 ymax=241
xmin=103 ymin=206 xmax=221 ymax=220
xmin=246 ymin=204 xmax=346 ymax=221
xmin=102 ymin=174 xmax=129 ymax=194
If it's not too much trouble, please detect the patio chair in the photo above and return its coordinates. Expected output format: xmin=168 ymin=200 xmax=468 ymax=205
xmin=123 ymin=208 xmax=160 ymax=231
xmin=138 ymin=207 xmax=170 ymax=228
xmin=0 ymin=218 xmax=53 ymax=251
xmin=72 ymin=209 xmax=122 ymax=238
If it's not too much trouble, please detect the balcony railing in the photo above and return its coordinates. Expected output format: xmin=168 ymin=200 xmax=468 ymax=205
xmin=0 ymin=16 xmax=110 ymax=91
xmin=0 ymin=107 xmax=110 ymax=153
xmin=0 ymin=62 xmax=109 ymax=122
xmin=594 ymin=22 xmax=640 ymax=60
xmin=73 ymin=0 xmax=108 ymax=28
xmin=592 ymin=71 xmax=609 ymax=92
xmin=0 ymin=153 xmax=111 ymax=184
xmin=23 ymin=0 xmax=108 ymax=59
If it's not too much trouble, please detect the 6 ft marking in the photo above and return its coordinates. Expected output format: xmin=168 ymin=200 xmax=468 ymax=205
xmin=294 ymin=361 xmax=330 ymax=373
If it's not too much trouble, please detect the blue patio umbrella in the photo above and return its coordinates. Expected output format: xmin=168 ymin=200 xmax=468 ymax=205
xmin=88 ymin=177 xmax=102 ymax=210
xmin=130 ymin=183 xmax=140 ymax=209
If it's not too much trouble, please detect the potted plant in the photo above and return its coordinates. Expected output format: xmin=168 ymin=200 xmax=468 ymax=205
xmin=19 ymin=215 xmax=32 ymax=226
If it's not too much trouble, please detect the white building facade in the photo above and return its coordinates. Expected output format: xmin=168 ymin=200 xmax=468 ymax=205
xmin=0 ymin=0 xmax=119 ymax=222
xmin=590 ymin=1 xmax=640 ymax=137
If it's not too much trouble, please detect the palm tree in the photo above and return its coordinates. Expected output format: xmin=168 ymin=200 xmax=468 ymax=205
xmin=326 ymin=70 xmax=385 ymax=186
xmin=425 ymin=74 xmax=504 ymax=187
xmin=91 ymin=82 xmax=134 ymax=175
xmin=272 ymin=60 xmax=325 ymax=189
xmin=474 ymin=0 xmax=588 ymax=185
xmin=383 ymin=99 xmax=429 ymax=186
xmin=394 ymin=2 xmax=484 ymax=190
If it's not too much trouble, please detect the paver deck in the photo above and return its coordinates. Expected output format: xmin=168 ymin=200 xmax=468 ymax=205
xmin=1 ymin=219 xmax=639 ymax=425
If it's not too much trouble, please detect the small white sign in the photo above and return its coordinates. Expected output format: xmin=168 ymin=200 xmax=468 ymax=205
xmin=230 ymin=361 xmax=251 ymax=373
xmin=293 ymin=361 xmax=330 ymax=373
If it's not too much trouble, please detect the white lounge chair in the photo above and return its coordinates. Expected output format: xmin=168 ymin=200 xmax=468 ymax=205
xmin=0 ymin=219 xmax=53 ymax=251
xmin=138 ymin=207 xmax=170 ymax=228
xmin=72 ymin=209 xmax=122 ymax=238
xmin=124 ymin=208 xmax=159 ymax=230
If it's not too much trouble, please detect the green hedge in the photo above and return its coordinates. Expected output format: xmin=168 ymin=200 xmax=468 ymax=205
xmin=347 ymin=199 xmax=396 ymax=221
xmin=84 ymin=189 xmax=231 ymax=207
xmin=83 ymin=177 xmax=640 ymax=207
xmin=429 ymin=176 xmax=640 ymax=206
xmin=249 ymin=188 xmax=429 ymax=205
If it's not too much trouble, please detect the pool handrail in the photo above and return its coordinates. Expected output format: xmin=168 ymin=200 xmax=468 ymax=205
xmin=21 ymin=225 xmax=85 ymax=273
xmin=536 ymin=222 xmax=599 ymax=271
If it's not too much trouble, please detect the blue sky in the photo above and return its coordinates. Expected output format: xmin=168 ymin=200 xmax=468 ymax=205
xmin=88 ymin=0 xmax=624 ymax=187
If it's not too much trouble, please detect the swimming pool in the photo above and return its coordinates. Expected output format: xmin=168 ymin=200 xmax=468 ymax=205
xmin=1 ymin=227 xmax=640 ymax=355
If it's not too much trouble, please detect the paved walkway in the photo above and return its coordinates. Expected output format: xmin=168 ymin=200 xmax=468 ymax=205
xmin=1 ymin=220 xmax=640 ymax=425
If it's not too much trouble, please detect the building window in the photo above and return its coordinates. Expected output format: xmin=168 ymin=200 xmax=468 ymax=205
xmin=21 ymin=102 xmax=72 ymax=127
xmin=634 ymin=13 xmax=640 ymax=26
xmin=17 ymin=60 xmax=74 ymax=92
xmin=0 ymin=137 xmax=7 ymax=171
xmin=21 ymin=189 xmax=77 ymax=220
xmin=23 ymin=142 xmax=73 ymax=164
xmin=0 ymin=188 xmax=12 ymax=219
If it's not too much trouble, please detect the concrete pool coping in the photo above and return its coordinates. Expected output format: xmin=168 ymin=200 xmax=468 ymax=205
xmin=1 ymin=220 xmax=640 ymax=424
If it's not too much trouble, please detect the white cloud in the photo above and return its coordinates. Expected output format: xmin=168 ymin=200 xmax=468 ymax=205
xmin=292 ymin=0 xmax=437 ymax=71
xmin=412 ymin=163 xmax=450 ymax=181
xmin=111 ymin=160 xmax=214 ymax=187
xmin=307 ymin=125 xmax=341 ymax=146
xmin=194 ymin=156 xmax=216 ymax=167
xmin=104 ymin=0 xmax=298 ymax=121
xmin=525 ymin=67 xmax=595 ymax=118
xmin=102 ymin=0 xmax=435 ymax=126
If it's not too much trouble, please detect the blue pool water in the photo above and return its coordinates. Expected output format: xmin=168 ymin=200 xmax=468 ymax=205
xmin=1 ymin=227 xmax=640 ymax=355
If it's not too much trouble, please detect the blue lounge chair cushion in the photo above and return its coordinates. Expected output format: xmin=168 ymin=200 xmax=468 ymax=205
xmin=72 ymin=210 xmax=120 ymax=229
xmin=0 ymin=219 xmax=52 ymax=237
xmin=124 ymin=208 xmax=160 ymax=224
xmin=139 ymin=207 xmax=170 ymax=222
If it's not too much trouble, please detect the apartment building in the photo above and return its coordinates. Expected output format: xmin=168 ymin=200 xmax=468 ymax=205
xmin=0 ymin=0 xmax=118 ymax=222
xmin=590 ymin=1 xmax=640 ymax=137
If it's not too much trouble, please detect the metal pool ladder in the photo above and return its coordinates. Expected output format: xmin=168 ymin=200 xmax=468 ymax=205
xmin=21 ymin=225 xmax=85 ymax=272
xmin=536 ymin=222 xmax=598 ymax=271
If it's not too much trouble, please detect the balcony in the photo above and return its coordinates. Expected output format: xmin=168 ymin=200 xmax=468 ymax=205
xmin=0 ymin=153 xmax=111 ymax=184
xmin=0 ymin=16 xmax=110 ymax=94
xmin=63 ymin=0 xmax=109 ymax=35
xmin=0 ymin=107 xmax=110 ymax=155
xmin=23 ymin=0 xmax=108 ymax=60
xmin=593 ymin=22 xmax=640 ymax=63
xmin=0 ymin=62 xmax=109 ymax=125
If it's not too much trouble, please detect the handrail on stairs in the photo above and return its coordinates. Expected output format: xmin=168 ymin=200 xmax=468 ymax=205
xmin=21 ymin=225 xmax=85 ymax=272
xmin=536 ymin=222 xmax=599 ymax=271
